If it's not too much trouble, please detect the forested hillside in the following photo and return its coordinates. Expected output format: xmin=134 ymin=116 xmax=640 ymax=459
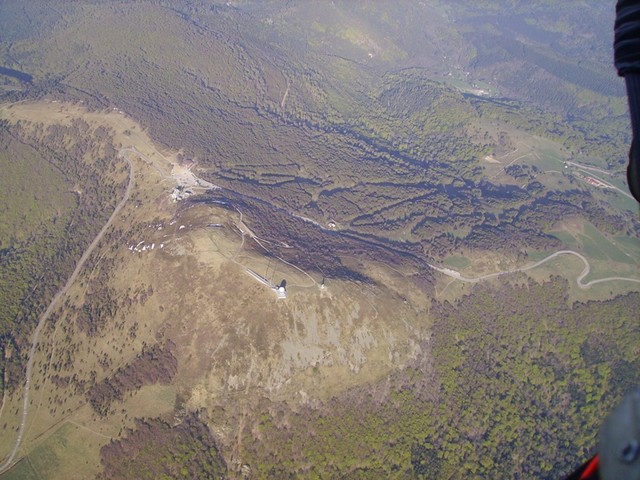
xmin=242 ymin=280 xmax=639 ymax=478
xmin=0 ymin=118 xmax=127 ymax=395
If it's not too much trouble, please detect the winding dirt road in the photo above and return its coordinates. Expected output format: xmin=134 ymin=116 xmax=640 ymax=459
xmin=429 ymin=250 xmax=640 ymax=289
xmin=0 ymin=153 xmax=134 ymax=474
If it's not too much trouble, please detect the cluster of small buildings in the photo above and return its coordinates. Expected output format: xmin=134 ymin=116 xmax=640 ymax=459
xmin=582 ymin=176 xmax=608 ymax=188
xmin=171 ymin=185 xmax=194 ymax=202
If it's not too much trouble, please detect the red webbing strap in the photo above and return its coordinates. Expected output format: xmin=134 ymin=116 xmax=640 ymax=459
xmin=579 ymin=454 xmax=600 ymax=480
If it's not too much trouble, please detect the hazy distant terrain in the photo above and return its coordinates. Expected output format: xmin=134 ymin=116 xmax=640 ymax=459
xmin=0 ymin=1 xmax=638 ymax=478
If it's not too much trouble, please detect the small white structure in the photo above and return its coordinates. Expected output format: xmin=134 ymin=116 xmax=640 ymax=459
xmin=247 ymin=270 xmax=287 ymax=299
xmin=275 ymin=280 xmax=287 ymax=299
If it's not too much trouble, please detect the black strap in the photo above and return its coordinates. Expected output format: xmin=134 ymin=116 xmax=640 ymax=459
xmin=615 ymin=2 xmax=640 ymax=203
xmin=629 ymin=139 xmax=640 ymax=203
xmin=615 ymin=0 xmax=640 ymax=76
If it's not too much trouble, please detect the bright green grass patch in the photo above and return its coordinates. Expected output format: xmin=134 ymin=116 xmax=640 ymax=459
xmin=577 ymin=233 xmax=608 ymax=262
xmin=19 ymin=423 xmax=72 ymax=479
xmin=533 ymin=147 xmax=565 ymax=172
xmin=548 ymin=224 xmax=635 ymax=265
xmin=614 ymin=235 xmax=640 ymax=257
xmin=1 ymin=458 xmax=40 ymax=480
xmin=443 ymin=255 xmax=471 ymax=270
xmin=605 ymin=189 xmax=639 ymax=214
xmin=5 ymin=422 xmax=105 ymax=480
xmin=581 ymin=223 xmax=632 ymax=263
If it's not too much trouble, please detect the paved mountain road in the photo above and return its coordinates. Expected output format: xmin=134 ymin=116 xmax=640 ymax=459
xmin=0 ymin=153 xmax=134 ymax=474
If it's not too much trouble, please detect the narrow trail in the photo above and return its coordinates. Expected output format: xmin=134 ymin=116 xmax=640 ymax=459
xmin=280 ymin=78 xmax=290 ymax=110
xmin=489 ymin=152 xmax=533 ymax=179
xmin=66 ymin=420 xmax=113 ymax=440
xmin=565 ymin=160 xmax=619 ymax=176
xmin=0 ymin=154 xmax=134 ymax=474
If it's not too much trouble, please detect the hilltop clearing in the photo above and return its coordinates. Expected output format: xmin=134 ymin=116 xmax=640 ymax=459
xmin=0 ymin=101 xmax=430 ymax=478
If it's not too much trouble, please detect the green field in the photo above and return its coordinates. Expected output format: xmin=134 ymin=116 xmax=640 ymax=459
xmin=548 ymin=223 xmax=637 ymax=264
xmin=443 ymin=255 xmax=471 ymax=270
xmin=4 ymin=422 xmax=103 ymax=480
xmin=534 ymin=146 xmax=566 ymax=172
xmin=615 ymin=235 xmax=640 ymax=257
xmin=580 ymin=223 xmax=632 ymax=263
xmin=536 ymin=222 xmax=640 ymax=289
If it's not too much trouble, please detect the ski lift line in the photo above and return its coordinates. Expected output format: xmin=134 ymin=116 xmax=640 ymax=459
xmin=233 ymin=206 xmax=316 ymax=287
